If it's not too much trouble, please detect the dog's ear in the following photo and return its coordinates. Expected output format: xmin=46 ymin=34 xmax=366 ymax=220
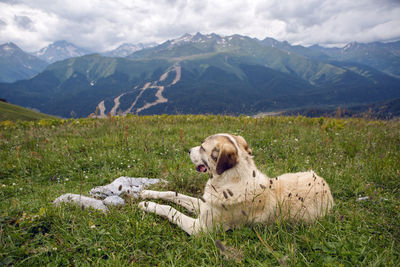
xmin=216 ymin=142 xmax=238 ymax=175
xmin=234 ymin=135 xmax=252 ymax=155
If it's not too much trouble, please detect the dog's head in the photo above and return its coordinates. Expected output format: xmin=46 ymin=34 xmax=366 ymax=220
xmin=189 ymin=134 xmax=253 ymax=176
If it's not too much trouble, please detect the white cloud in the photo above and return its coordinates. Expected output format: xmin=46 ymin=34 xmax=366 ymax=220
xmin=254 ymin=0 xmax=400 ymax=46
xmin=0 ymin=0 xmax=399 ymax=52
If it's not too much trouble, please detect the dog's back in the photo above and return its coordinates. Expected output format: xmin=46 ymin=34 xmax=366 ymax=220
xmin=200 ymin=170 xmax=333 ymax=230
xmin=255 ymin=171 xmax=334 ymax=224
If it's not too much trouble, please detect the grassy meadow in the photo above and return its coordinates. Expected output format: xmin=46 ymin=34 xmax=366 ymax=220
xmin=0 ymin=115 xmax=399 ymax=266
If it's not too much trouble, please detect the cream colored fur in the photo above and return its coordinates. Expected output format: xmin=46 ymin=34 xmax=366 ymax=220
xmin=138 ymin=133 xmax=334 ymax=235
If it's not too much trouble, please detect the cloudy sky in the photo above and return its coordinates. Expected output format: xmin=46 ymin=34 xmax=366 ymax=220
xmin=1 ymin=0 xmax=400 ymax=52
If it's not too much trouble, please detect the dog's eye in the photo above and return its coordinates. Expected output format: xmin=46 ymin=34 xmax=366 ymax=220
xmin=200 ymin=146 xmax=206 ymax=152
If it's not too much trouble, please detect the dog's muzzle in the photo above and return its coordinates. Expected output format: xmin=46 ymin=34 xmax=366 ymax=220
xmin=189 ymin=147 xmax=207 ymax=173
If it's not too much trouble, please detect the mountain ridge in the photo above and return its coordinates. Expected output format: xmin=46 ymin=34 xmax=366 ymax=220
xmin=32 ymin=40 xmax=92 ymax=63
xmin=102 ymin=42 xmax=157 ymax=58
xmin=1 ymin=33 xmax=400 ymax=118
xmin=0 ymin=42 xmax=47 ymax=83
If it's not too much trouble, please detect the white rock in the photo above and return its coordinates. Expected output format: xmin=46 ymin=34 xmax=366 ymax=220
xmin=356 ymin=196 xmax=369 ymax=201
xmin=89 ymin=177 xmax=164 ymax=199
xmin=103 ymin=196 xmax=125 ymax=206
xmin=53 ymin=177 xmax=165 ymax=213
xmin=53 ymin=193 xmax=108 ymax=212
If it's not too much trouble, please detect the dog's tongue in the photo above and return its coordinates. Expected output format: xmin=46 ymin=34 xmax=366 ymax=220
xmin=197 ymin=165 xmax=207 ymax=172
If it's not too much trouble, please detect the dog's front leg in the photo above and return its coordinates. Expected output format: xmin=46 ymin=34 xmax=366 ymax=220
xmin=138 ymin=201 xmax=201 ymax=235
xmin=140 ymin=190 xmax=201 ymax=214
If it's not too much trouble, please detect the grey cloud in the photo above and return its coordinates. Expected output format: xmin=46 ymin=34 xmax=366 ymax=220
xmin=257 ymin=0 xmax=340 ymax=30
xmin=384 ymin=0 xmax=400 ymax=7
xmin=255 ymin=0 xmax=400 ymax=46
xmin=14 ymin=15 xmax=35 ymax=31
xmin=0 ymin=0 xmax=399 ymax=51
xmin=0 ymin=0 xmax=23 ymax=3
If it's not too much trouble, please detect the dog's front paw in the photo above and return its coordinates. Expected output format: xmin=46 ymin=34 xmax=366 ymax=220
xmin=138 ymin=201 xmax=156 ymax=212
xmin=139 ymin=190 xmax=150 ymax=199
xmin=138 ymin=201 xmax=148 ymax=210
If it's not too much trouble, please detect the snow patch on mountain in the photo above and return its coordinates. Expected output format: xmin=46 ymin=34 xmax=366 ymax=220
xmin=33 ymin=40 xmax=91 ymax=63
xmin=103 ymin=42 xmax=157 ymax=57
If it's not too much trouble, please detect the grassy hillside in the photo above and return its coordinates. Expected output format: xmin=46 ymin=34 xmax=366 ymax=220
xmin=0 ymin=115 xmax=399 ymax=265
xmin=0 ymin=101 xmax=55 ymax=121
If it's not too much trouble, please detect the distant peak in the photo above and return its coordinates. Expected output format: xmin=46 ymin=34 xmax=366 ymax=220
xmin=52 ymin=40 xmax=74 ymax=46
xmin=194 ymin=32 xmax=204 ymax=37
xmin=181 ymin=33 xmax=193 ymax=38
xmin=192 ymin=32 xmax=207 ymax=40
xmin=0 ymin=42 xmax=22 ymax=54
xmin=1 ymin=42 xmax=19 ymax=49
xmin=343 ymin=41 xmax=360 ymax=51
xmin=172 ymin=32 xmax=222 ymax=44
xmin=170 ymin=33 xmax=194 ymax=45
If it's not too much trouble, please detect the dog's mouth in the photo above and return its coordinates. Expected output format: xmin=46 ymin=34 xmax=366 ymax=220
xmin=196 ymin=164 xmax=207 ymax=173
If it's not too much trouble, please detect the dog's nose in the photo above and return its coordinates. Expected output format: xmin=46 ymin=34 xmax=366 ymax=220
xmin=188 ymin=149 xmax=191 ymax=154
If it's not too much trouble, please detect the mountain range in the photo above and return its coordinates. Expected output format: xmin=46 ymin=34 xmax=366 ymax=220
xmin=32 ymin=40 xmax=92 ymax=64
xmin=0 ymin=42 xmax=47 ymax=83
xmin=0 ymin=33 xmax=399 ymax=118
xmin=102 ymin=42 xmax=157 ymax=58
xmin=0 ymin=40 xmax=159 ymax=83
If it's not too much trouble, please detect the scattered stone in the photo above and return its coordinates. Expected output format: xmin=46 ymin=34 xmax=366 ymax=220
xmin=90 ymin=177 xmax=164 ymax=199
xmin=103 ymin=196 xmax=125 ymax=206
xmin=356 ymin=196 xmax=369 ymax=201
xmin=53 ymin=193 xmax=108 ymax=213
xmin=53 ymin=177 xmax=165 ymax=213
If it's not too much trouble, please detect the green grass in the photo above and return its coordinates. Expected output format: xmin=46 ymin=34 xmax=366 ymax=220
xmin=0 ymin=115 xmax=399 ymax=266
xmin=0 ymin=101 xmax=56 ymax=121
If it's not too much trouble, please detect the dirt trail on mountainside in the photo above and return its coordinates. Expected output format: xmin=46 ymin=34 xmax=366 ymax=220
xmin=97 ymin=101 xmax=106 ymax=117
xmin=94 ymin=64 xmax=181 ymax=117
xmin=122 ymin=82 xmax=150 ymax=115
xmin=110 ymin=93 xmax=126 ymax=116
xmin=135 ymin=64 xmax=181 ymax=114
